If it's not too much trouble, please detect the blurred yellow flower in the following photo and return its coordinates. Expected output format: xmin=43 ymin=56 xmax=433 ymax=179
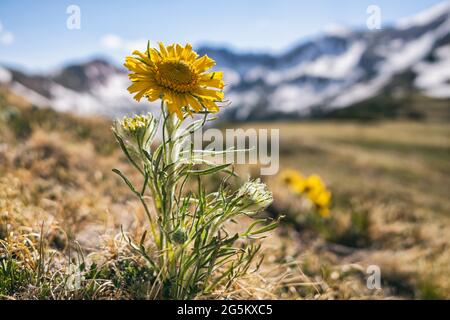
xmin=304 ymin=175 xmax=325 ymax=191
xmin=280 ymin=169 xmax=332 ymax=218
xmin=314 ymin=190 xmax=332 ymax=208
xmin=280 ymin=169 xmax=305 ymax=193
xmin=124 ymin=42 xmax=224 ymax=119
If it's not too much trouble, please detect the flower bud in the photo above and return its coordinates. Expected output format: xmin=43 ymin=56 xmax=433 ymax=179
xmin=237 ymin=178 xmax=273 ymax=214
xmin=171 ymin=228 xmax=187 ymax=244
xmin=113 ymin=113 xmax=156 ymax=152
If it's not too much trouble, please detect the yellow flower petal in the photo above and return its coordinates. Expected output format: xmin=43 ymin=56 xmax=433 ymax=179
xmin=186 ymin=95 xmax=203 ymax=112
xmin=194 ymin=88 xmax=224 ymax=101
xmin=193 ymin=55 xmax=215 ymax=73
xmin=158 ymin=42 xmax=168 ymax=57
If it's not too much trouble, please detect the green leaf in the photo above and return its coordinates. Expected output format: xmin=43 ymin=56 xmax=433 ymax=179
xmin=186 ymin=163 xmax=231 ymax=176
xmin=112 ymin=168 xmax=138 ymax=195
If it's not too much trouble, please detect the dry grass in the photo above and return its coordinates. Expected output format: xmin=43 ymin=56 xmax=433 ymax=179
xmin=232 ymin=120 xmax=450 ymax=299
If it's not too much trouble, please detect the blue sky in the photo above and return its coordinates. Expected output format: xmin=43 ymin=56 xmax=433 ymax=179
xmin=0 ymin=0 xmax=445 ymax=71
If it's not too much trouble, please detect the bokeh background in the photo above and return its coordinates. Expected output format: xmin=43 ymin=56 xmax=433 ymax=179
xmin=0 ymin=0 xmax=449 ymax=299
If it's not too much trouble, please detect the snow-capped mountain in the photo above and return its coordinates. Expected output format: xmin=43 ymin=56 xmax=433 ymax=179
xmin=0 ymin=59 xmax=151 ymax=117
xmin=1 ymin=2 xmax=449 ymax=121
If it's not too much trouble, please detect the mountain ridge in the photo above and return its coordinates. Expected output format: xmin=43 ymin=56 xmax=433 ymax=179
xmin=1 ymin=2 xmax=449 ymax=121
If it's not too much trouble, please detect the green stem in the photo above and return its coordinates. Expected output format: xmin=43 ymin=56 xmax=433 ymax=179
xmin=161 ymin=104 xmax=181 ymax=285
xmin=166 ymin=112 xmax=179 ymax=218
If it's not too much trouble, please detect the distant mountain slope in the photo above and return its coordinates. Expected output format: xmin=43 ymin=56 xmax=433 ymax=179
xmin=1 ymin=2 xmax=449 ymax=121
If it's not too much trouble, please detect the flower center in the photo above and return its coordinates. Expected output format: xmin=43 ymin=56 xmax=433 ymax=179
xmin=156 ymin=60 xmax=197 ymax=92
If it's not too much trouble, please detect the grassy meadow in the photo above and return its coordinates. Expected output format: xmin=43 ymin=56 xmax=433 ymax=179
xmin=1 ymin=87 xmax=449 ymax=299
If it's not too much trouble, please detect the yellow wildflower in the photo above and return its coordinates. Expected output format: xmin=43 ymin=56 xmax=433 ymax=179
xmin=318 ymin=207 xmax=330 ymax=218
xmin=280 ymin=169 xmax=305 ymax=193
xmin=313 ymin=190 xmax=332 ymax=208
xmin=280 ymin=169 xmax=332 ymax=218
xmin=124 ymin=41 xmax=224 ymax=119
xmin=304 ymin=175 xmax=325 ymax=191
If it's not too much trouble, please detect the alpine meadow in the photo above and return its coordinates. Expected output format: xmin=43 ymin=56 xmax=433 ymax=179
xmin=1 ymin=1 xmax=449 ymax=301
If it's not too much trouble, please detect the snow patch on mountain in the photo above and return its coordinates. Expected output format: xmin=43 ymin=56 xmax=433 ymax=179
xmin=271 ymin=85 xmax=321 ymax=113
xmin=222 ymin=67 xmax=241 ymax=89
xmin=50 ymin=83 xmax=101 ymax=114
xmin=332 ymin=13 xmax=450 ymax=108
xmin=227 ymin=90 xmax=263 ymax=119
xmin=298 ymin=41 xmax=365 ymax=79
xmin=0 ymin=66 xmax=12 ymax=83
xmin=247 ymin=41 xmax=365 ymax=86
xmin=396 ymin=1 xmax=450 ymax=30
xmin=330 ymin=74 xmax=390 ymax=108
xmin=415 ymin=45 xmax=450 ymax=98
xmin=9 ymin=82 xmax=51 ymax=106
xmin=380 ymin=33 xmax=436 ymax=74
xmin=49 ymin=73 xmax=151 ymax=116
xmin=270 ymin=84 xmax=339 ymax=113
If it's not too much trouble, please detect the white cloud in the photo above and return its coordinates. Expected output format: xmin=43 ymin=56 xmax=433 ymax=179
xmin=0 ymin=20 xmax=14 ymax=46
xmin=100 ymin=34 xmax=152 ymax=52
xmin=1 ymin=31 xmax=14 ymax=45
xmin=101 ymin=34 xmax=123 ymax=49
